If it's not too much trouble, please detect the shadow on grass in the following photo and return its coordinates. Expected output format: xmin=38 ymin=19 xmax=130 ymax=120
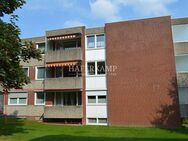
xmin=29 ymin=134 xmax=188 ymax=141
xmin=0 ymin=117 xmax=29 ymax=136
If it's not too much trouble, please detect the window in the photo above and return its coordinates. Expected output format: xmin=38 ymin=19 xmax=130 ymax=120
xmin=176 ymin=55 xmax=188 ymax=72
xmin=88 ymin=118 xmax=97 ymax=123
xmin=9 ymin=98 xmax=17 ymax=105
xmin=96 ymin=34 xmax=105 ymax=48
xmin=87 ymin=61 xmax=106 ymax=75
xmin=88 ymin=95 xmax=106 ymax=104
xmin=23 ymin=67 xmax=29 ymax=76
xmin=35 ymin=92 xmax=45 ymax=105
xmin=55 ymin=92 xmax=82 ymax=106
xmin=87 ymin=34 xmax=105 ymax=49
xmin=87 ymin=62 xmax=95 ymax=75
xmin=172 ymin=24 xmax=188 ymax=42
xmin=9 ymin=98 xmax=27 ymax=105
xmin=37 ymin=43 xmax=45 ymax=54
xmin=97 ymin=61 xmax=105 ymax=74
xmin=36 ymin=67 xmax=45 ymax=80
xmin=98 ymin=118 xmax=107 ymax=124
xmin=87 ymin=36 xmax=95 ymax=48
xmin=88 ymin=96 xmax=96 ymax=103
xmin=98 ymin=96 xmax=106 ymax=103
xmin=8 ymin=93 xmax=27 ymax=105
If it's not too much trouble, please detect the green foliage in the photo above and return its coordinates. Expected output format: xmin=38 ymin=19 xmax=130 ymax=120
xmin=0 ymin=0 xmax=25 ymax=16
xmin=0 ymin=0 xmax=41 ymax=90
xmin=182 ymin=118 xmax=188 ymax=125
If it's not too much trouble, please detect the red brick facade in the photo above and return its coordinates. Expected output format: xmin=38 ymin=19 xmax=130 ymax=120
xmin=29 ymin=66 xmax=35 ymax=80
xmin=28 ymin=90 xmax=34 ymax=105
xmin=105 ymin=16 xmax=181 ymax=127
xmin=45 ymin=92 xmax=54 ymax=106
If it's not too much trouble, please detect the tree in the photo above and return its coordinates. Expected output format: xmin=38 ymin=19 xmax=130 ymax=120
xmin=0 ymin=0 xmax=42 ymax=92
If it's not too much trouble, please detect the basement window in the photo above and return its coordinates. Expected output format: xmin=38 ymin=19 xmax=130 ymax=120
xmin=98 ymin=118 xmax=107 ymax=124
xmin=88 ymin=118 xmax=97 ymax=123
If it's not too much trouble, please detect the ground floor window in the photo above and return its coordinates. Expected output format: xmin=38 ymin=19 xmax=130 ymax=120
xmin=88 ymin=118 xmax=97 ymax=123
xmin=98 ymin=118 xmax=107 ymax=124
xmin=8 ymin=93 xmax=27 ymax=105
xmin=87 ymin=118 xmax=107 ymax=124
xmin=35 ymin=92 xmax=45 ymax=105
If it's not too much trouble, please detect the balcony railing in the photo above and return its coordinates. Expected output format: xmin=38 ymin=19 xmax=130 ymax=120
xmin=46 ymin=48 xmax=82 ymax=63
xmin=44 ymin=77 xmax=82 ymax=89
xmin=44 ymin=106 xmax=83 ymax=119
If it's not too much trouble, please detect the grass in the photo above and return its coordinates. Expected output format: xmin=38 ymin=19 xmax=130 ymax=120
xmin=0 ymin=118 xmax=188 ymax=141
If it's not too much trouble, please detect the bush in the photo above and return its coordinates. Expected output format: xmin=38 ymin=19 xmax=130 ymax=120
xmin=182 ymin=118 xmax=188 ymax=125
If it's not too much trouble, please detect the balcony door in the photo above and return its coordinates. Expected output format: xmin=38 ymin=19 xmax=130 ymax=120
xmin=55 ymin=92 xmax=81 ymax=106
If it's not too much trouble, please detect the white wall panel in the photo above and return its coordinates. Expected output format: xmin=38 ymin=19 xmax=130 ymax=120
xmin=86 ymin=76 xmax=107 ymax=90
xmin=86 ymin=49 xmax=105 ymax=61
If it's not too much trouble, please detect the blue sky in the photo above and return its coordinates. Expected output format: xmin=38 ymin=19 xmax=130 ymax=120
xmin=3 ymin=0 xmax=188 ymax=38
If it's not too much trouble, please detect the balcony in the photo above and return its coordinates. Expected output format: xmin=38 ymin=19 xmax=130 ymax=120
xmin=46 ymin=48 xmax=82 ymax=63
xmin=44 ymin=77 xmax=82 ymax=89
xmin=44 ymin=106 xmax=83 ymax=119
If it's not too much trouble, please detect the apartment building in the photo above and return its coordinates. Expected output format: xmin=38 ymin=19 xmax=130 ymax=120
xmin=0 ymin=16 xmax=187 ymax=127
xmin=172 ymin=18 xmax=188 ymax=118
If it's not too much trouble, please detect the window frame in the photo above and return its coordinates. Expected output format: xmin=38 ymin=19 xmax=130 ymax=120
xmin=86 ymin=34 xmax=105 ymax=49
xmin=98 ymin=95 xmax=107 ymax=104
xmin=36 ymin=42 xmax=45 ymax=54
xmin=87 ymin=96 xmax=97 ymax=104
xmin=34 ymin=92 xmax=46 ymax=106
xmin=87 ymin=118 xmax=97 ymax=124
xmin=8 ymin=97 xmax=27 ymax=106
xmin=23 ymin=67 xmax=29 ymax=77
xmin=87 ymin=95 xmax=107 ymax=105
xmin=87 ymin=61 xmax=106 ymax=76
xmin=96 ymin=34 xmax=105 ymax=48
xmin=35 ymin=66 xmax=45 ymax=80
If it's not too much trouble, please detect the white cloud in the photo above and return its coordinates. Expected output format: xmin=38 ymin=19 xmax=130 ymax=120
xmin=90 ymin=0 xmax=122 ymax=22
xmin=63 ymin=20 xmax=86 ymax=28
xmin=117 ymin=0 xmax=178 ymax=16
xmin=89 ymin=0 xmax=178 ymax=22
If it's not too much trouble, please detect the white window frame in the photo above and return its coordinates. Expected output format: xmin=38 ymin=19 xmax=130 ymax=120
xmin=35 ymin=66 xmax=45 ymax=80
xmin=8 ymin=97 xmax=27 ymax=106
xmin=34 ymin=92 xmax=46 ymax=106
xmin=87 ymin=95 xmax=107 ymax=105
xmin=23 ymin=67 xmax=29 ymax=77
xmin=87 ymin=118 xmax=107 ymax=125
xmin=86 ymin=34 xmax=105 ymax=49
xmin=86 ymin=61 xmax=106 ymax=76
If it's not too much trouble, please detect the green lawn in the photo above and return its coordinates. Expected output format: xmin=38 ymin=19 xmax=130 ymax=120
xmin=0 ymin=118 xmax=188 ymax=141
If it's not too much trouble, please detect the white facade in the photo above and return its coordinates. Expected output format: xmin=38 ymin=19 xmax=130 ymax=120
xmin=85 ymin=34 xmax=108 ymax=125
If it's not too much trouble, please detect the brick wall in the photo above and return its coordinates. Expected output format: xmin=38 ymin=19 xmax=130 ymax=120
xmin=105 ymin=16 xmax=181 ymax=127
